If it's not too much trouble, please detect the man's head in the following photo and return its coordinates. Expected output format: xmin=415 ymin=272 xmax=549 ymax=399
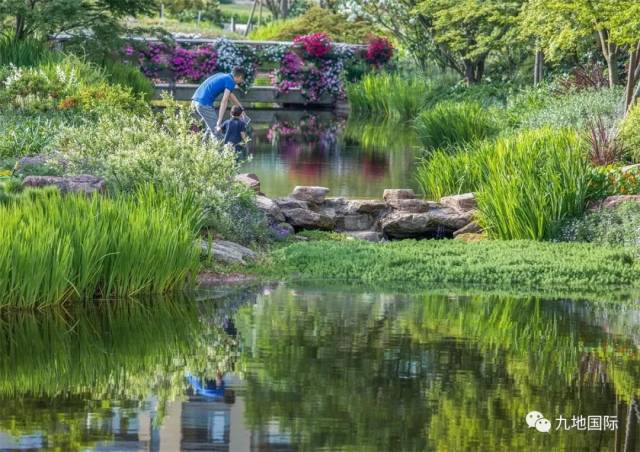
xmin=232 ymin=66 xmax=246 ymax=85
xmin=231 ymin=105 xmax=244 ymax=118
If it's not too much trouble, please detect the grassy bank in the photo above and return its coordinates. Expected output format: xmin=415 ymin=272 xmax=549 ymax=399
xmin=251 ymin=238 xmax=640 ymax=294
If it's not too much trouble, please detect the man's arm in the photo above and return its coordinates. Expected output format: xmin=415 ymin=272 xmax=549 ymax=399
xmin=216 ymin=89 xmax=231 ymax=129
xmin=229 ymin=92 xmax=243 ymax=108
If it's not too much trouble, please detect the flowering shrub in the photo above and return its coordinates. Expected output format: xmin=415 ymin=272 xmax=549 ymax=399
xmin=365 ymin=36 xmax=394 ymax=68
xmin=124 ymin=39 xmax=256 ymax=89
xmin=293 ymin=33 xmax=333 ymax=59
xmin=271 ymin=33 xmax=352 ymax=102
xmin=588 ymin=165 xmax=640 ymax=199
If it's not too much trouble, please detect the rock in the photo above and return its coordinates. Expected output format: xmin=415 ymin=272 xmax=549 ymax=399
xmin=594 ymin=195 xmax=640 ymax=210
xmin=388 ymin=199 xmax=436 ymax=213
xmin=381 ymin=208 xmax=472 ymax=239
xmin=282 ymin=208 xmax=335 ymax=230
xmin=440 ymin=193 xmax=477 ymax=213
xmin=291 ymin=186 xmax=330 ymax=204
xmin=255 ymin=195 xmax=285 ymax=223
xmin=22 ymin=175 xmax=106 ymax=195
xmin=454 ymin=233 xmax=488 ymax=242
xmin=621 ymin=163 xmax=640 ymax=173
xmin=235 ymin=173 xmax=261 ymax=192
xmin=351 ymin=199 xmax=388 ymax=215
xmin=200 ymin=240 xmax=257 ymax=265
xmin=274 ymin=197 xmax=310 ymax=210
xmin=346 ymin=231 xmax=383 ymax=242
xmin=335 ymin=214 xmax=374 ymax=231
xmin=383 ymin=189 xmax=416 ymax=202
xmin=453 ymin=221 xmax=483 ymax=237
xmin=270 ymin=222 xmax=295 ymax=239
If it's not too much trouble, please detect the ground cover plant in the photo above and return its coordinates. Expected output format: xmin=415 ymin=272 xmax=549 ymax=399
xmin=253 ymin=238 xmax=640 ymax=293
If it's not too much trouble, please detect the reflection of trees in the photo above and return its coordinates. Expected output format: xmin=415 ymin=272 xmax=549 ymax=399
xmin=0 ymin=288 xmax=256 ymax=447
xmin=237 ymin=287 xmax=640 ymax=451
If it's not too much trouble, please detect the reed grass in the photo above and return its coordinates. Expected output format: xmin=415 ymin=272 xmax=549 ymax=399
xmin=415 ymin=101 xmax=499 ymax=150
xmin=416 ymin=128 xmax=590 ymax=240
xmin=0 ymin=36 xmax=58 ymax=67
xmin=0 ymin=187 xmax=201 ymax=307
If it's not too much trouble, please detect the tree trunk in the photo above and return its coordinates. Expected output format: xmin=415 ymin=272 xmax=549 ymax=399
xmin=534 ymin=50 xmax=544 ymax=85
xmin=15 ymin=14 xmax=26 ymax=39
xmin=598 ymin=29 xmax=618 ymax=88
xmin=625 ymin=42 xmax=640 ymax=113
xmin=281 ymin=0 xmax=289 ymax=18
xmin=623 ymin=399 xmax=637 ymax=452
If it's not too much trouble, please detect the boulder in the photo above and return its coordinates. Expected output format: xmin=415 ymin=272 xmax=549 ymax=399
xmin=282 ymin=208 xmax=335 ymax=230
xmin=291 ymin=186 xmax=330 ymax=204
xmin=346 ymin=231 xmax=383 ymax=242
xmin=381 ymin=208 xmax=472 ymax=239
xmin=200 ymin=240 xmax=257 ymax=265
xmin=593 ymin=195 xmax=640 ymax=210
xmin=351 ymin=199 xmax=388 ymax=215
xmin=439 ymin=193 xmax=477 ymax=213
xmin=335 ymin=214 xmax=374 ymax=231
xmin=270 ymin=222 xmax=295 ymax=239
xmin=621 ymin=163 xmax=640 ymax=173
xmin=235 ymin=173 xmax=261 ymax=192
xmin=22 ymin=175 xmax=106 ymax=195
xmin=274 ymin=197 xmax=310 ymax=210
xmin=255 ymin=195 xmax=285 ymax=223
xmin=388 ymin=199 xmax=436 ymax=213
xmin=453 ymin=221 xmax=483 ymax=237
xmin=383 ymin=189 xmax=416 ymax=202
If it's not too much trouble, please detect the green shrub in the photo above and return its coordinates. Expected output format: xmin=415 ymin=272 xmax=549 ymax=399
xmin=517 ymin=87 xmax=623 ymax=130
xmin=560 ymin=202 xmax=640 ymax=251
xmin=248 ymin=6 xmax=373 ymax=43
xmin=477 ymin=128 xmax=590 ymax=240
xmin=0 ymin=114 xmax=68 ymax=159
xmin=587 ymin=164 xmax=640 ymax=199
xmin=0 ymin=187 xmax=200 ymax=307
xmin=620 ymin=103 xmax=640 ymax=162
xmin=415 ymin=101 xmax=499 ymax=150
xmin=100 ymin=60 xmax=155 ymax=100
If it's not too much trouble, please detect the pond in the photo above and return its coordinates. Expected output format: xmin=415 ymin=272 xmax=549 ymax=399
xmin=1 ymin=284 xmax=639 ymax=450
xmin=240 ymin=111 xmax=420 ymax=198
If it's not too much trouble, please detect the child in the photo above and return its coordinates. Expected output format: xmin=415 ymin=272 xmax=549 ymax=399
xmin=220 ymin=105 xmax=249 ymax=152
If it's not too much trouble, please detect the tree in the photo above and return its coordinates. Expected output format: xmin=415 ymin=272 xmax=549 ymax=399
xmin=340 ymin=0 xmax=522 ymax=84
xmin=0 ymin=0 xmax=156 ymax=40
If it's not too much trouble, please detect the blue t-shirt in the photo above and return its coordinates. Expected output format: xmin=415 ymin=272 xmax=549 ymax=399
xmin=221 ymin=118 xmax=246 ymax=146
xmin=192 ymin=73 xmax=236 ymax=106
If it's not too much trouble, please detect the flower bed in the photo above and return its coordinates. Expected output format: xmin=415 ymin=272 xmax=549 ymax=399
xmin=122 ymin=35 xmax=393 ymax=102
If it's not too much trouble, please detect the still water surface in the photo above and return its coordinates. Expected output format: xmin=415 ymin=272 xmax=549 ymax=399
xmin=0 ymin=284 xmax=639 ymax=451
xmin=240 ymin=112 xmax=420 ymax=198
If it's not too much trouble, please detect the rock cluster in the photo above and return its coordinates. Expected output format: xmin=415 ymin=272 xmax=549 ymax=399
xmin=22 ymin=175 xmax=106 ymax=195
xmin=236 ymin=175 xmax=479 ymax=242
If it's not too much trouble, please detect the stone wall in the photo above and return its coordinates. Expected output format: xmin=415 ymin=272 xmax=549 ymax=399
xmin=237 ymin=174 xmax=480 ymax=242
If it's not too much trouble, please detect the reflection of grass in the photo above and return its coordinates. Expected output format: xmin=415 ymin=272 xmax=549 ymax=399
xmin=343 ymin=118 xmax=420 ymax=153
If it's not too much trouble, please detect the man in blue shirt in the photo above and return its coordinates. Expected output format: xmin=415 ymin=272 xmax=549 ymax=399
xmin=191 ymin=66 xmax=247 ymax=142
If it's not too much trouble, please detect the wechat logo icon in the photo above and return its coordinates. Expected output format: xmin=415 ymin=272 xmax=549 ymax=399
xmin=526 ymin=411 xmax=552 ymax=433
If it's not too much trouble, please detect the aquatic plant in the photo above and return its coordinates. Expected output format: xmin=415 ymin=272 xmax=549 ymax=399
xmin=415 ymin=101 xmax=498 ymax=150
xmin=0 ymin=187 xmax=201 ymax=307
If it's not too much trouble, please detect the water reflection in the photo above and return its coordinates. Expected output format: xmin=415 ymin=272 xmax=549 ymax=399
xmin=0 ymin=285 xmax=639 ymax=450
xmin=241 ymin=112 xmax=419 ymax=198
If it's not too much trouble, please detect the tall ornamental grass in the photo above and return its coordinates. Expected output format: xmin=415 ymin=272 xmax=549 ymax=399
xmin=416 ymin=128 xmax=590 ymax=240
xmin=0 ymin=36 xmax=58 ymax=67
xmin=0 ymin=187 xmax=201 ymax=307
xmin=415 ymin=101 xmax=499 ymax=150
xmin=347 ymin=73 xmax=432 ymax=119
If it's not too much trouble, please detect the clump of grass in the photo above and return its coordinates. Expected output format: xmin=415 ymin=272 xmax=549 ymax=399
xmin=254 ymin=239 xmax=639 ymax=292
xmin=415 ymin=101 xmax=499 ymax=150
xmin=416 ymin=128 xmax=590 ymax=240
xmin=0 ymin=186 xmax=201 ymax=308
xmin=0 ymin=36 xmax=59 ymax=67
xmin=347 ymin=73 xmax=433 ymax=120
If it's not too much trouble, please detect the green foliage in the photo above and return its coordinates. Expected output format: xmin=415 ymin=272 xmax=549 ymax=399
xmin=415 ymin=101 xmax=499 ymax=149
xmin=248 ymin=6 xmax=374 ymax=43
xmin=560 ymin=202 xmax=640 ymax=252
xmin=0 ymin=36 xmax=58 ymax=67
xmin=0 ymin=187 xmax=200 ymax=307
xmin=620 ymin=103 xmax=640 ymax=162
xmin=100 ymin=60 xmax=155 ymax=99
xmin=587 ymin=165 xmax=640 ymax=199
xmin=417 ymin=128 xmax=590 ymax=240
xmin=347 ymin=72 xmax=436 ymax=119
xmin=516 ymin=87 xmax=624 ymax=130
xmin=256 ymin=238 xmax=639 ymax=292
